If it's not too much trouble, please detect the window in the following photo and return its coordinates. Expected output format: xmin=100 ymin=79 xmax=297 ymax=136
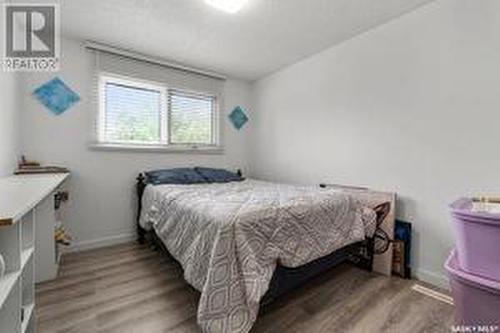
xmin=97 ymin=74 xmax=219 ymax=150
xmin=169 ymin=90 xmax=214 ymax=145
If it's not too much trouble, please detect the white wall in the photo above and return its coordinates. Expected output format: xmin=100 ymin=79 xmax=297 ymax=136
xmin=250 ymin=0 xmax=500 ymax=287
xmin=0 ymin=0 xmax=20 ymax=175
xmin=0 ymin=71 xmax=20 ymax=176
xmin=20 ymin=37 xmax=253 ymax=250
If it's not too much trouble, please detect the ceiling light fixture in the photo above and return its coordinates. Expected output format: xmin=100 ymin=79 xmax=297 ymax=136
xmin=205 ymin=0 xmax=248 ymax=13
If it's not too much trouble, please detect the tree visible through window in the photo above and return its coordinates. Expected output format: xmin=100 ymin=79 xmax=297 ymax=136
xmin=99 ymin=75 xmax=217 ymax=148
xmin=104 ymin=82 xmax=162 ymax=143
xmin=170 ymin=91 xmax=213 ymax=145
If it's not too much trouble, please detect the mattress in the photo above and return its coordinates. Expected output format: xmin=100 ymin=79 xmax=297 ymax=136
xmin=139 ymin=179 xmax=377 ymax=333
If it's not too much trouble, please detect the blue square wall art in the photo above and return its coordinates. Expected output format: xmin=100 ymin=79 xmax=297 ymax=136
xmin=33 ymin=77 xmax=80 ymax=115
xmin=229 ymin=106 xmax=249 ymax=130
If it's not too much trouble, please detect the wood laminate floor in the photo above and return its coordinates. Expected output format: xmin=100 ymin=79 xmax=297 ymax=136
xmin=35 ymin=242 xmax=454 ymax=333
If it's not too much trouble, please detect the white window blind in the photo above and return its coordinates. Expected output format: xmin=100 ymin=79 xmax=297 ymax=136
xmin=102 ymin=78 xmax=165 ymax=144
xmin=91 ymin=48 xmax=224 ymax=151
xmin=169 ymin=90 xmax=215 ymax=145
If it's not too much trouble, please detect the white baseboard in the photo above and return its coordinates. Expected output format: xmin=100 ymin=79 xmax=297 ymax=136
xmin=414 ymin=268 xmax=450 ymax=290
xmin=411 ymin=284 xmax=453 ymax=305
xmin=65 ymin=233 xmax=136 ymax=253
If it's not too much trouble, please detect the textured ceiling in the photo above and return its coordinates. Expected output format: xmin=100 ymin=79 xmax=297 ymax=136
xmin=14 ymin=0 xmax=433 ymax=80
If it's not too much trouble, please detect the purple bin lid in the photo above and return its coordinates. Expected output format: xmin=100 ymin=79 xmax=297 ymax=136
xmin=445 ymin=250 xmax=500 ymax=293
xmin=450 ymin=198 xmax=500 ymax=225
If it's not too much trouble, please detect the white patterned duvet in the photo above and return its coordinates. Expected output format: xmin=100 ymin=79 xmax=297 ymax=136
xmin=140 ymin=179 xmax=377 ymax=333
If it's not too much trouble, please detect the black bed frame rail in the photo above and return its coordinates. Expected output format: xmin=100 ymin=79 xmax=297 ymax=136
xmin=136 ymin=173 xmax=147 ymax=244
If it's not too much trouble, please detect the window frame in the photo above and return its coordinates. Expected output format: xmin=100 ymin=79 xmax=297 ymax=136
xmin=94 ymin=73 xmax=222 ymax=153
xmin=167 ymin=88 xmax=219 ymax=147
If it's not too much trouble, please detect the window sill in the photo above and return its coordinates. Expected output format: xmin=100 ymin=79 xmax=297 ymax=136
xmin=88 ymin=142 xmax=224 ymax=154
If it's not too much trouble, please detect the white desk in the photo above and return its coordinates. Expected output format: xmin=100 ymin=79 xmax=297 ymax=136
xmin=0 ymin=173 xmax=69 ymax=333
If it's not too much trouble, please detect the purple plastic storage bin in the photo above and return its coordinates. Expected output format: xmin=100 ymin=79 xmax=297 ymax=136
xmin=445 ymin=250 xmax=500 ymax=325
xmin=450 ymin=198 xmax=500 ymax=282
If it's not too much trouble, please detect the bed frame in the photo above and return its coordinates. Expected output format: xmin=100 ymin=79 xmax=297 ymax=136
xmin=135 ymin=173 xmax=380 ymax=305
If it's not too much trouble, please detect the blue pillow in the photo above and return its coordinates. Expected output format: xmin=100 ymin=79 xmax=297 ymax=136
xmin=194 ymin=167 xmax=243 ymax=183
xmin=145 ymin=168 xmax=207 ymax=185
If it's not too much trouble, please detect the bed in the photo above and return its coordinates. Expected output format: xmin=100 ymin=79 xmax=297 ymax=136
xmin=136 ymin=169 xmax=391 ymax=333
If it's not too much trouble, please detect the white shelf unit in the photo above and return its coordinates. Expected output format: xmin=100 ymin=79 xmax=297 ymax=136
xmin=35 ymin=190 xmax=66 ymax=283
xmin=0 ymin=277 xmax=21 ymax=333
xmin=0 ymin=211 xmax=35 ymax=333
xmin=0 ymin=173 xmax=69 ymax=333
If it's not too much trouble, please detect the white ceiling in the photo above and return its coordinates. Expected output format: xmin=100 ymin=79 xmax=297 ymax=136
xmin=26 ymin=0 xmax=433 ymax=81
